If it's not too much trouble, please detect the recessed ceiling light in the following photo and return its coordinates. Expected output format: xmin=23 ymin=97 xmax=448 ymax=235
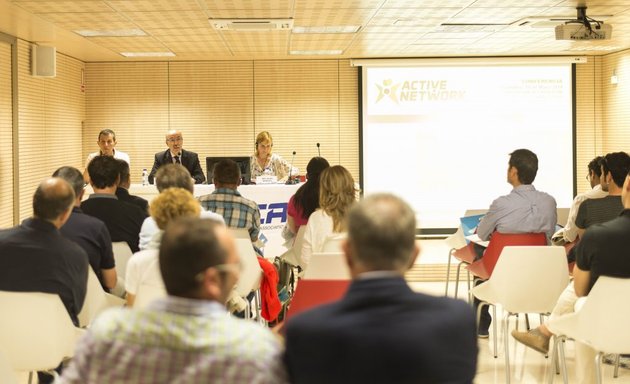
xmin=74 ymin=29 xmax=146 ymax=37
xmin=120 ymin=52 xmax=176 ymax=57
xmin=289 ymin=50 xmax=343 ymax=55
xmin=293 ymin=26 xmax=360 ymax=34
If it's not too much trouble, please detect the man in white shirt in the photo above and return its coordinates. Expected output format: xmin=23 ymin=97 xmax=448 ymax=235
xmin=139 ymin=164 xmax=224 ymax=250
xmin=552 ymin=156 xmax=607 ymax=245
xmin=83 ymin=129 xmax=130 ymax=181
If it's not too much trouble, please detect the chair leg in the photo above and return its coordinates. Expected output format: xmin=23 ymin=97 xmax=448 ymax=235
xmin=466 ymin=269 xmax=471 ymax=304
xmin=548 ymin=336 xmax=561 ymax=384
xmin=493 ymin=304 xmax=498 ymax=358
xmin=455 ymin=261 xmax=464 ymax=299
xmin=504 ymin=312 xmax=512 ymax=384
xmin=559 ymin=337 xmax=568 ymax=384
xmin=445 ymin=248 xmax=454 ymax=296
xmin=525 ymin=313 xmax=531 ymax=330
xmin=614 ymin=354 xmax=621 ymax=378
xmin=595 ymin=351 xmax=603 ymax=384
xmin=28 ymin=371 xmax=33 ymax=384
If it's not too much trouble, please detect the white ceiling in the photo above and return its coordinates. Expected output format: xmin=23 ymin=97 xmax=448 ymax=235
xmin=1 ymin=0 xmax=630 ymax=62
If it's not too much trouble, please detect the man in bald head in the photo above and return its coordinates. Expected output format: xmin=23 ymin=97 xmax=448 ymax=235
xmin=0 ymin=177 xmax=89 ymax=383
xmin=148 ymin=130 xmax=205 ymax=184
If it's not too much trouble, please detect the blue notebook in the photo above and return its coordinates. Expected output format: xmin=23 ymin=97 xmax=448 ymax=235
xmin=460 ymin=214 xmax=485 ymax=243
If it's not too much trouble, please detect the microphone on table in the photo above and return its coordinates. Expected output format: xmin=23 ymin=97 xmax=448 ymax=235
xmin=286 ymin=151 xmax=297 ymax=185
xmin=317 ymin=142 xmax=321 ymax=157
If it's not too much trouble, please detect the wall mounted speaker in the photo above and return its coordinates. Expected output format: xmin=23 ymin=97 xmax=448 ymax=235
xmin=31 ymin=45 xmax=56 ymax=78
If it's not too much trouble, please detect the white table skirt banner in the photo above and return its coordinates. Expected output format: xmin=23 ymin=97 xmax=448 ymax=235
xmin=127 ymin=183 xmax=301 ymax=258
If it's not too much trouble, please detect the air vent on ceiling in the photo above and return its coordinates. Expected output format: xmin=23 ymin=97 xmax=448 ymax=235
xmin=210 ymin=18 xmax=294 ymax=31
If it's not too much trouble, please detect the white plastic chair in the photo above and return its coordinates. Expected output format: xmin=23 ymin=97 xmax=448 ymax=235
xmin=234 ymin=238 xmax=263 ymax=321
xmin=280 ymin=226 xmax=307 ymax=269
xmin=0 ymin=291 xmax=85 ymax=383
xmin=112 ymin=241 xmax=134 ymax=297
xmin=471 ymin=246 xmax=569 ymax=384
xmin=78 ymin=268 xmax=125 ymax=327
xmin=548 ymin=276 xmax=630 ymax=384
xmin=303 ymin=252 xmax=350 ymax=280
xmin=321 ymin=233 xmax=346 ymax=253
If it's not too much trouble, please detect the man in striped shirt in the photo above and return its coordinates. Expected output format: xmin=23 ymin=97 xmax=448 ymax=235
xmin=199 ymin=159 xmax=262 ymax=244
xmin=60 ymin=218 xmax=286 ymax=384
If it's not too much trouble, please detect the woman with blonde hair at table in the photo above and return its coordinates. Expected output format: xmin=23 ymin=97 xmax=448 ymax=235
xmin=250 ymin=131 xmax=298 ymax=182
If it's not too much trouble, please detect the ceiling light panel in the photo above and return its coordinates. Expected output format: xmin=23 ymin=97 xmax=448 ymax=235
xmin=120 ymin=51 xmax=175 ymax=57
xmin=107 ymin=0 xmax=204 ymax=12
xmin=293 ymin=25 xmax=360 ymax=33
xmin=12 ymin=1 xmax=113 ymax=13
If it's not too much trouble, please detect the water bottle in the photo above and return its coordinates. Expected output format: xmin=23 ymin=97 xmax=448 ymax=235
xmin=142 ymin=168 xmax=148 ymax=186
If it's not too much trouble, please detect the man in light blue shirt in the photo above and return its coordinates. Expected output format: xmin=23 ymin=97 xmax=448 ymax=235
xmin=475 ymin=149 xmax=557 ymax=337
xmin=477 ymin=148 xmax=557 ymax=241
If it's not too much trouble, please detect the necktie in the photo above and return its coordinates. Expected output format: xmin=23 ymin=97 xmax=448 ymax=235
xmin=174 ymin=155 xmax=181 ymax=165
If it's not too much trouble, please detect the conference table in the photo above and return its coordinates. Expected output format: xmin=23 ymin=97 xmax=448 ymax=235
xmin=127 ymin=183 xmax=301 ymax=258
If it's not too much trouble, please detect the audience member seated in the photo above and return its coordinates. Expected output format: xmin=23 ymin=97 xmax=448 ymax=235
xmin=285 ymin=156 xmax=329 ymax=238
xmin=474 ymin=148 xmax=557 ymax=338
xmin=125 ymin=188 xmax=200 ymax=307
xmin=284 ymin=193 xmax=478 ymax=384
xmin=59 ymin=218 xmax=287 ymax=384
xmin=199 ymin=159 xmax=261 ymax=244
xmin=250 ymin=131 xmax=298 ymax=183
xmin=148 ymin=129 xmax=205 ymax=184
xmin=0 ymin=178 xmax=88 ymax=384
xmin=552 ymin=156 xmax=607 ymax=246
xmin=139 ymin=164 xmax=224 ymax=251
xmin=301 ymin=165 xmax=358 ymax=270
xmin=81 ymin=155 xmax=148 ymax=253
xmin=115 ymin=159 xmax=149 ymax=213
xmin=54 ymin=166 xmax=117 ymax=291
xmin=513 ymin=151 xmax=630 ymax=354
xmin=83 ymin=129 xmax=129 ymax=182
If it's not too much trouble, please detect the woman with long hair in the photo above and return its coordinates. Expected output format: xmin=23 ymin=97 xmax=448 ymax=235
xmin=286 ymin=157 xmax=330 ymax=236
xmin=301 ymin=165 xmax=358 ymax=269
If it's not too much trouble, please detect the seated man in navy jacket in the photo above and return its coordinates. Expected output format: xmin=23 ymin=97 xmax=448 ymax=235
xmin=148 ymin=130 xmax=205 ymax=184
xmin=284 ymin=193 xmax=478 ymax=384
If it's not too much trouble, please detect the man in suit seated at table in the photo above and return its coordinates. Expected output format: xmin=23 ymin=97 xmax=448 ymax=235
xmin=284 ymin=193 xmax=478 ymax=384
xmin=148 ymin=129 xmax=205 ymax=184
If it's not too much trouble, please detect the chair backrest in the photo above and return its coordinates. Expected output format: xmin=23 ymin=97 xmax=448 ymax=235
xmin=486 ymin=246 xmax=569 ymax=313
xmin=467 ymin=232 xmax=547 ymax=280
xmin=572 ymin=276 xmax=630 ymax=354
xmin=134 ymin=283 xmax=167 ymax=309
xmin=0 ymin=291 xmax=84 ymax=372
xmin=321 ymin=233 xmax=346 ymax=253
xmin=444 ymin=225 xmax=466 ymax=250
xmin=77 ymin=268 xmax=123 ymax=327
xmin=234 ymin=238 xmax=263 ymax=297
xmin=280 ymin=226 xmax=307 ymax=268
xmin=556 ymin=207 xmax=570 ymax=226
xmin=285 ymin=280 xmax=350 ymax=320
xmin=112 ymin=241 xmax=133 ymax=282
xmin=303 ymin=252 xmax=350 ymax=280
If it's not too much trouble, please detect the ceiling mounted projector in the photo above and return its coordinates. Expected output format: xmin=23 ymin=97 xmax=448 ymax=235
xmin=555 ymin=6 xmax=612 ymax=40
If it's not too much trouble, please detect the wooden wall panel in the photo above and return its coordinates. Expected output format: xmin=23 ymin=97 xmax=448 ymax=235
xmin=17 ymin=39 xmax=85 ymax=221
xmin=575 ymin=57 xmax=604 ymax=196
xmin=169 ymin=61 xmax=255 ymax=166
xmin=84 ymin=60 xmax=361 ymax=183
xmin=601 ymin=50 xmax=630 ymax=155
xmin=0 ymin=41 xmax=12 ymax=227
xmin=84 ymin=62 xmax=169 ymax=183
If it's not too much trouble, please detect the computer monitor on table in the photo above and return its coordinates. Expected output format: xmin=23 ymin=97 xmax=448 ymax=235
xmin=206 ymin=157 xmax=251 ymax=185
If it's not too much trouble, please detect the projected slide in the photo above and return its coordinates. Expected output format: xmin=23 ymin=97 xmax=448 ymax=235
xmin=361 ymin=63 xmax=574 ymax=230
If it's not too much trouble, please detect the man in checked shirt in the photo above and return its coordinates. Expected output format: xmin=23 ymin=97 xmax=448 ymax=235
xmin=60 ymin=217 xmax=287 ymax=384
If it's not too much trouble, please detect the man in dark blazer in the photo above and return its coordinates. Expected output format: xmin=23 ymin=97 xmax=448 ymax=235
xmin=115 ymin=159 xmax=149 ymax=213
xmin=284 ymin=193 xmax=478 ymax=384
xmin=148 ymin=130 xmax=205 ymax=184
